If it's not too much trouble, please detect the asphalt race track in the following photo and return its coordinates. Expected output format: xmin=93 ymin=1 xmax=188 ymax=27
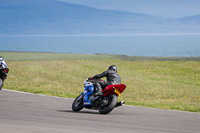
xmin=0 ymin=89 xmax=200 ymax=133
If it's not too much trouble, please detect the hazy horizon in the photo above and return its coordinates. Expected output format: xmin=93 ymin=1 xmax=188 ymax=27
xmin=58 ymin=0 xmax=200 ymax=18
xmin=1 ymin=0 xmax=200 ymax=35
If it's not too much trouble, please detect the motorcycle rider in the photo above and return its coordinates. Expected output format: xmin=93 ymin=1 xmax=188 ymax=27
xmin=88 ymin=65 xmax=121 ymax=96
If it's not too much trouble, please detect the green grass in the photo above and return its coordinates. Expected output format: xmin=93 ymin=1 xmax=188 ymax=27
xmin=1 ymin=51 xmax=200 ymax=61
xmin=1 ymin=52 xmax=200 ymax=112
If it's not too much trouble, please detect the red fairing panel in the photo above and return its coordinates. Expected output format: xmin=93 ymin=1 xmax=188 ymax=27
xmin=103 ymin=84 xmax=126 ymax=96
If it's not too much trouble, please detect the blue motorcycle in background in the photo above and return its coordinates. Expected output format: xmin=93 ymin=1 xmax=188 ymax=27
xmin=72 ymin=79 xmax=126 ymax=114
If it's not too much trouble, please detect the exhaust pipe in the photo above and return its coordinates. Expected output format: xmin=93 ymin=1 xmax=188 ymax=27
xmin=115 ymin=101 xmax=125 ymax=108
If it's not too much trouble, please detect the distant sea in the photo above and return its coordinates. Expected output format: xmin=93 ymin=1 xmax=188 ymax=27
xmin=0 ymin=35 xmax=200 ymax=57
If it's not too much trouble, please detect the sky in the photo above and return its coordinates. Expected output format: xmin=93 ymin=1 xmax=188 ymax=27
xmin=58 ymin=0 xmax=200 ymax=18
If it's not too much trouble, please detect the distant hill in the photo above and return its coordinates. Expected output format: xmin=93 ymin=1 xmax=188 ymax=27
xmin=177 ymin=14 xmax=200 ymax=25
xmin=0 ymin=0 xmax=200 ymax=35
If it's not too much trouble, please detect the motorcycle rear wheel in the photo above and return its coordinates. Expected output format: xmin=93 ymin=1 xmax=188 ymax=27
xmin=99 ymin=94 xmax=118 ymax=114
xmin=72 ymin=94 xmax=83 ymax=112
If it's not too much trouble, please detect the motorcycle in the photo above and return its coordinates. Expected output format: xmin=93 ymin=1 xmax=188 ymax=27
xmin=72 ymin=79 xmax=126 ymax=114
xmin=0 ymin=57 xmax=9 ymax=90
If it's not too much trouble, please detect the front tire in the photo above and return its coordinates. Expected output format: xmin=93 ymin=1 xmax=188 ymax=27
xmin=0 ymin=79 xmax=3 ymax=90
xmin=99 ymin=94 xmax=118 ymax=114
xmin=72 ymin=94 xmax=84 ymax=112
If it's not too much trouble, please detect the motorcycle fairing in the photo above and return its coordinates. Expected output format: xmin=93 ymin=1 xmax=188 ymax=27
xmin=83 ymin=85 xmax=94 ymax=107
xmin=0 ymin=60 xmax=8 ymax=69
xmin=103 ymin=84 xmax=126 ymax=97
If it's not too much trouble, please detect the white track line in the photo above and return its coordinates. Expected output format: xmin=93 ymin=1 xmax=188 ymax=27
xmin=1 ymin=88 xmax=73 ymax=100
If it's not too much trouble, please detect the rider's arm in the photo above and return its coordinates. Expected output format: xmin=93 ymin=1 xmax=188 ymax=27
xmin=92 ymin=71 xmax=108 ymax=79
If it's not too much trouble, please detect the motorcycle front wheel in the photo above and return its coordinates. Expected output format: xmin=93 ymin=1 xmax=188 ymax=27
xmin=99 ymin=94 xmax=118 ymax=114
xmin=0 ymin=78 xmax=3 ymax=90
xmin=72 ymin=93 xmax=84 ymax=112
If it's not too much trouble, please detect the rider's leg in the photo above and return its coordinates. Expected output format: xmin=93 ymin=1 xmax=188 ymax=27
xmin=94 ymin=81 xmax=103 ymax=96
xmin=98 ymin=81 xmax=110 ymax=90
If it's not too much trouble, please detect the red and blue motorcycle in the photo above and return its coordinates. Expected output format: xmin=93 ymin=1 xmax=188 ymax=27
xmin=72 ymin=79 xmax=126 ymax=114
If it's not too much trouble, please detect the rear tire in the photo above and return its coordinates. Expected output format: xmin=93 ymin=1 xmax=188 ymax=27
xmin=72 ymin=94 xmax=84 ymax=112
xmin=99 ymin=94 xmax=118 ymax=114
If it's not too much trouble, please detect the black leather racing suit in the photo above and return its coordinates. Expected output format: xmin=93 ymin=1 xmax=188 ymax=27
xmin=91 ymin=70 xmax=121 ymax=94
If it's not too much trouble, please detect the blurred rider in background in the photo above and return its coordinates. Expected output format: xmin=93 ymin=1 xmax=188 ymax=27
xmin=0 ymin=56 xmax=9 ymax=90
